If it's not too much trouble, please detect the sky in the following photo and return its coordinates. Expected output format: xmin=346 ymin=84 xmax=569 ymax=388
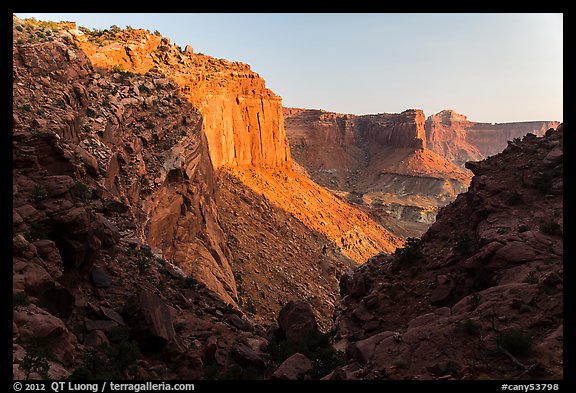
xmin=14 ymin=13 xmax=563 ymax=123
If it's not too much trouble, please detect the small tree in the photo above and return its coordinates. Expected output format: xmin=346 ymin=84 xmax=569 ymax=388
xmin=20 ymin=342 xmax=52 ymax=380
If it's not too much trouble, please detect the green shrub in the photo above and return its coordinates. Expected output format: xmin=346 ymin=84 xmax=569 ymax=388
xmin=21 ymin=103 xmax=32 ymax=112
xmin=245 ymin=299 xmax=257 ymax=314
xmin=518 ymin=224 xmax=530 ymax=233
xmin=20 ymin=341 xmax=52 ymax=380
xmin=24 ymin=220 xmax=49 ymax=241
xmin=532 ymin=172 xmax=554 ymax=193
xmin=181 ymin=276 xmax=199 ymax=289
xmin=454 ymin=233 xmax=475 ymax=256
xmin=539 ymin=220 xmax=562 ymax=236
xmin=497 ymin=328 xmax=533 ymax=357
xmin=112 ymin=64 xmax=125 ymax=73
xmin=13 ymin=292 xmax=30 ymax=308
xmin=69 ymin=326 xmax=140 ymax=380
xmin=393 ymin=237 xmax=423 ymax=268
xmin=524 ymin=271 xmax=538 ymax=285
xmin=467 ymin=292 xmax=481 ymax=310
xmin=72 ymin=181 xmax=91 ymax=200
xmin=392 ymin=359 xmax=408 ymax=369
xmin=30 ymin=184 xmax=48 ymax=201
xmin=459 ymin=319 xmax=481 ymax=336
xmin=266 ymin=330 xmax=345 ymax=379
xmin=507 ymin=191 xmax=523 ymax=205
xmin=174 ymin=322 xmax=186 ymax=333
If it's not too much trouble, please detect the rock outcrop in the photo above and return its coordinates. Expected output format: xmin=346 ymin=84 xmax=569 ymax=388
xmin=71 ymin=26 xmax=290 ymax=169
xmin=426 ymin=109 xmax=560 ymax=165
xmin=331 ymin=125 xmax=563 ymax=379
xmin=425 ymin=110 xmax=484 ymax=166
xmin=285 ymin=108 xmax=472 ymax=237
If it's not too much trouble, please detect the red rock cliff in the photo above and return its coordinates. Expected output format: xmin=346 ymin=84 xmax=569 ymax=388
xmin=466 ymin=120 xmax=560 ymax=157
xmin=425 ymin=109 xmax=484 ymax=166
xmin=426 ymin=109 xmax=560 ymax=164
xmin=71 ymin=27 xmax=291 ymax=170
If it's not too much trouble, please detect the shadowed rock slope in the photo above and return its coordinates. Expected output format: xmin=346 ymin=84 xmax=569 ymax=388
xmin=328 ymin=125 xmax=563 ymax=380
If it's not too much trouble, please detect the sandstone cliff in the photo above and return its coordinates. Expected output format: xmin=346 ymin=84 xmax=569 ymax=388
xmin=425 ymin=109 xmax=484 ymax=166
xmin=426 ymin=109 xmax=560 ymax=165
xmin=285 ymin=108 xmax=472 ymax=237
xmin=71 ymin=26 xmax=291 ymax=169
xmin=330 ymin=125 xmax=563 ymax=380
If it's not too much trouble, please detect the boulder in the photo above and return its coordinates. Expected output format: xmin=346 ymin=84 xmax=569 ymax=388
xmin=202 ymin=336 xmax=218 ymax=365
xmin=91 ymin=267 xmax=112 ymax=288
xmin=271 ymin=353 xmax=312 ymax=380
xmin=225 ymin=313 xmax=254 ymax=332
xmin=122 ymin=290 xmax=176 ymax=353
xmin=230 ymin=342 xmax=266 ymax=371
xmin=92 ymin=215 xmax=120 ymax=248
xmin=277 ymin=301 xmax=318 ymax=341
xmin=13 ymin=305 xmax=77 ymax=366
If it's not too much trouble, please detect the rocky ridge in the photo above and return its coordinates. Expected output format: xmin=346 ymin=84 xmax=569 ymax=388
xmin=329 ymin=125 xmax=563 ymax=380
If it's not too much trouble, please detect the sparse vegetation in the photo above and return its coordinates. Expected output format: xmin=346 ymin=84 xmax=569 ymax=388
xmin=507 ymin=191 xmax=523 ymax=205
xmin=69 ymin=326 xmax=140 ymax=380
xmin=518 ymin=224 xmax=530 ymax=233
xmin=539 ymin=220 xmax=562 ymax=236
xmin=174 ymin=322 xmax=187 ymax=333
xmin=21 ymin=103 xmax=32 ymax=112
xmin=454 ymin=233 xmax=475 ymax=256
xmin=458 ymin=318 xmax=481 ymax=336
xmin=112 ymin=64 xmax=125 ymax=73
xmin=497 ymin=328 xmax=533 ymax=357
xmin=532 ymin=171 xmax=554 ymax=193
xmin=467 ymin=292 xmax=481 ymax=311
xmin=393 ymin=237 xmax=423 ymax=269
xmin=266 ymin=330 xmax=345 ymax=379
xmin=524 ymin=271 xmax=538 ymax=285
xmin=13 ymin=292 xmax=30 ymax=308
xmin=181 ymin=276 xmax=199 ymax=289
xmin=24 ymin=220 xmax=49 ymax=241
xmin=392 ymin=359 xmax=408 ymax=369
xmin=245 ymin=299 xmax=257 ymax=314
xmin=20 ymin=341 xmax=52 ymax=380
xmin=29 ymin=184 xmax=46 ymax=202
xmin=72 ymin=181 xmax=91 ymax=200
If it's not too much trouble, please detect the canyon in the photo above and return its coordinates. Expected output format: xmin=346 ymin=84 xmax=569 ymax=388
xmin=284 ymin=108 xmax=472 ymax=237
xmin=13 ymin=16 xmax=562 ymax=381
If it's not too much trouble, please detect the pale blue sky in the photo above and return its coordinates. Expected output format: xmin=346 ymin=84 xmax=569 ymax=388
xmin=15 ymin=13 xmax=563 ymax=123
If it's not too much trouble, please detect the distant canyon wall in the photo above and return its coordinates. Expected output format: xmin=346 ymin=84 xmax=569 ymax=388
xmin=425 ymin=110 xmax=560 ymax=165
xmin=284 ymin=108 xmax=471 ymax=237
